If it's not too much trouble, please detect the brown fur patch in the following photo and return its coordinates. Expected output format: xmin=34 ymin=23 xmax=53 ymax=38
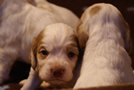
xmin=77 ymin=19 xmax=89 ymax=51
xmin=37 ymin=46 xmax=48 ymax=60
xmin=0 ymin=0 xmax=4 ymax=5
xmin=66 ymin=37 xmax=79 ymax=59
xmin=26 ymin=0 xmax=33 ymax=3
xmin=90 ymin=5 xmax=101 ymax=17
xmin=118 ymin=12 xmax=133 ymax=54
xmin=31 ymin=30 xmax=45 ymax=69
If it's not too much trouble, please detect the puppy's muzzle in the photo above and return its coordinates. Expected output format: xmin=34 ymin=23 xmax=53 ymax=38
xmin=51 ymin=67 xmax=65 ymax=78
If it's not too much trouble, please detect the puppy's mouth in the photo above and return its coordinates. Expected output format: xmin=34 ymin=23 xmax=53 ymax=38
xmin=47 ymin=79 xmax=67 ymax=85
xmin=49 ymin=80 xmax=66 ymax=85
xmin=39 ymin=73 xmax=70 ymax=85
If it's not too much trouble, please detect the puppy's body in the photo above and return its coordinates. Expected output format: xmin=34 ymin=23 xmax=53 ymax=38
xmin=0 ymin=0 xmax=78 ymax=84
xmin=74 ymin=3 xmax=134 ymax=88
xmin=27 ymin=0 xmax=78 ymax=28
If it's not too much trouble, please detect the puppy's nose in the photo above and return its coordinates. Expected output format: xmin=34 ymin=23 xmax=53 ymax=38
xmin=51 ymin=68 xmax=65 ymax=77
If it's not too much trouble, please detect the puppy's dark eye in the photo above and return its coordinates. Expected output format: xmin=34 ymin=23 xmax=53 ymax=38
xmin=68 ymin=52 xmax=75 ymax=58
xmin=41 ymin=50 xmax=49 ymax=56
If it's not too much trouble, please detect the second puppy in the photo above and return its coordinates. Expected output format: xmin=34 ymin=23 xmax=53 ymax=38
xmin=74 ymin=3 xmax=134 ymax=88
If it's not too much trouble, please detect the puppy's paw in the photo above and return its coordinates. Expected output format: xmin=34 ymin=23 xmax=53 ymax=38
xmin=40 ymin=81 xmax=51 ymax=88
xmin=40 ymin=82 xmax=63 ymax=89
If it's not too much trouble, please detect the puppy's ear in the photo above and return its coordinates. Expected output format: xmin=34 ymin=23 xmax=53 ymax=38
xmin=76 ymin=12 xmax=89 ymax=51
xmin=31 ymin=31 xmax=43 ymax=70
xmin=122 ymin=21 xmax=133 ymax=54
xmin=77 ymin=5 xmax=102 ymax=51
xmin=31 ymin=38 xmax=38 ymax=70
xmin=120 ymin=14 xmax=133 ymax=54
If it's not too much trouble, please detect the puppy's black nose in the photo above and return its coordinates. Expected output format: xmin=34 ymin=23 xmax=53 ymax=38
xmin=51 ymin=68 xmax=65 ymax=77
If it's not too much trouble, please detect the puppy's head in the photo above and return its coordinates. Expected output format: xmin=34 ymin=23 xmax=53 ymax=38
xmin=31 ymin=23 xmax=79 ymax=85
xmin=77 ymin=3 xmax=132 ymax=54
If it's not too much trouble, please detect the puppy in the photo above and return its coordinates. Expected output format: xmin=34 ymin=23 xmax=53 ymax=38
xmin=0 ymin=0 xmax=78 ymax=85
xmin=27 ymin=0 xmax=78 ymax=29
xmin=74 ymin=3 xmax=134 ymax=88
xmin=21 ymin=23 xmax=79 ymax=90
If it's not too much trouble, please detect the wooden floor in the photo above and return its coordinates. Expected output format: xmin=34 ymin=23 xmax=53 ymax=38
xmin=1 ymin=83 xmax=134 ymax=90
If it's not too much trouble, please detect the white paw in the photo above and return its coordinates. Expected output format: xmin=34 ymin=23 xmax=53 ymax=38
xmin=0 ymin=85 xmax=9 ymax=90
xmin=40 ymin=81 xmax=51 ymax=88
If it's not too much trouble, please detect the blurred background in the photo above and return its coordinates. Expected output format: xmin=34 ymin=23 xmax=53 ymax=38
xmin=7 ymin=0 xmax=134 ymax=85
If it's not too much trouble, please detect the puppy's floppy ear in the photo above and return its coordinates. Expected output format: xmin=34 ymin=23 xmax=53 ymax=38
xmin=31 ymin=31 xmax=43 ymax=70
xmin=76 ymin=11 xmax=89 ymax=51
xmin=119 ymin=14 xmax=133 ymax=54
xmin=31 ymin=38 xmax=38 ymax=70
xmin=122 ymin=21 xmax=133 ymax=54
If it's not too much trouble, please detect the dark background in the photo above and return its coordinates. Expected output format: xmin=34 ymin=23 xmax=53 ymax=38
xmin=6 ymin=0 xmax=134 ymax=86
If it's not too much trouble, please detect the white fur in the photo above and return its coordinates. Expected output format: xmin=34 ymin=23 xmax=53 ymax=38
xmin=0 ymin=0 xmax=78 ymax=85
xmin=21 ymin=23 xmax=79 ymax=90
xmin=0 ymin=85 xmax=9 ymax=90
xmin=74 ymin=3 xmax=134 ymax=88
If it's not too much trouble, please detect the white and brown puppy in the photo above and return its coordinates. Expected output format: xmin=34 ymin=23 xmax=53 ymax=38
xmin=26 ymin=0 xmax=78 ymax=29
xmin=74 ymin=3 xmax=134 ymax=88
xmin=0 ymin=0 xmax=78 ymax=85
xmin=21 ymin=23 xmax=79 ymax=90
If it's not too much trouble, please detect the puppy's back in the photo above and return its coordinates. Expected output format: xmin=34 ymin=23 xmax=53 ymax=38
xmin=74 ymin=3 xmax=134 ymax=88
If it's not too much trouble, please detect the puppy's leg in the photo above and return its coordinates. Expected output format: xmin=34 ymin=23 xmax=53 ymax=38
xmin=0 ymin=48 xmax=18 ymax=84
xmin=20 ymin=75 xmax=50 ymax=88
xmin=21 ymin=68 xmax=42 ymax=90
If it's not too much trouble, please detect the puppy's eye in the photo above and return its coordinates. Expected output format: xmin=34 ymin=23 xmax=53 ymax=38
xmin=68 ymin=52 xmax=75 ymax=58
xmin=41 ymin=50 xmax=49 ymax=56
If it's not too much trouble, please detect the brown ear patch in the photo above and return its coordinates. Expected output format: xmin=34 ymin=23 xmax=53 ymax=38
xmin=77 ymin=20 xmax=89 ymax=51
xmin=117 ymin=12 xmax=133 ymax=54
xmin=31 ymin=30 xmax=44 ymax=70
xmin=78 ymin=29 xmax=89 ymax=51
xmin=90 ymin=5 xmax=101 ymax=17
